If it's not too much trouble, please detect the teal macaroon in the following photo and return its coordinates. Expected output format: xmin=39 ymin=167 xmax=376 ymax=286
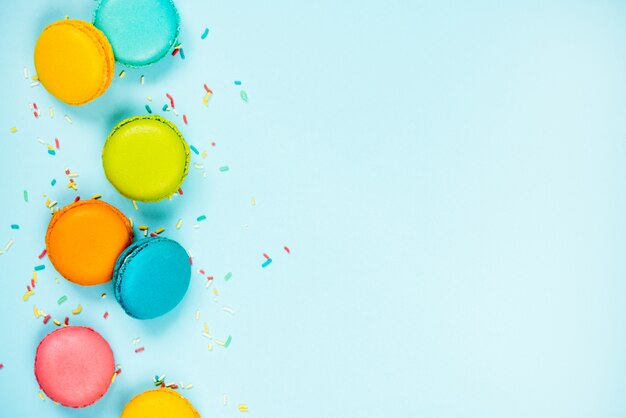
xmin=113 ymin=237 xmax=191 ymax=319
xmin=93 ymin=0 xmax=180 ymax=67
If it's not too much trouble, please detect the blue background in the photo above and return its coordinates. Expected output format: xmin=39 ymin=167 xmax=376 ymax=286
xmin=2 ymin=0 xmax=626 ymax=417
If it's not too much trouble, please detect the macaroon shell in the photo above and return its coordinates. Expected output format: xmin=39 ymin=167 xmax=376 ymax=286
xmin=102 ymin=115 xmax=190 ymax=202
xmin=121 ymin=389 xmax=200 ymax=418
xmin=113 ymin=237 xmax=191 ymax=319
xmin=34 ymin=327 xmax=115 ymax=408
xmin=45 ymin=200 xmax=133 ymax=285
xmin=94 ymin=0 xmax=180 ymax=67
xmin=34 ymin=20 xmax=114 ymax=105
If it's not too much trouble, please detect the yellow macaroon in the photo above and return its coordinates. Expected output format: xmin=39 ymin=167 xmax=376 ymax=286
xmin=34 ymin=19 xmax=115 ymax=105
xmin=121 ymin=389 xmax=200 ymax=418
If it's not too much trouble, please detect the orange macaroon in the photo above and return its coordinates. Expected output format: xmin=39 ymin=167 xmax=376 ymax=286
xmin=45 ymin=199 xmax=133 ymax=286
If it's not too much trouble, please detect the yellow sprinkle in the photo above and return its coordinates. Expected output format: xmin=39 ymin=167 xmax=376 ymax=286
xmin=207 ymin=343 xmax=213 ymax=351
xmin=23 ymin=290 xmax=34 ymax=301
xmin=38 ymin=391 xmax=45 ymax=401
xmin=47 ymin=144 xmax=54 ymax=151
xmin=251 ymin=196 xmax=255 ymax=206
xmin=53 ymin=319 xmax=61 ymax=326
xmin=155 ymin=227 xmax=165 ymax=234
xmin=10 ymin=127 xmax=17 ymax=133
xmin=34 ymin=305 xmax=41 ymax=318
xmin=71 ymin=304 xmax=82 ymax=315
xmin=147 ymin=96 xmax=152 ymax=101
xmin=238 ymin=404 xmax=249 ymax=412
xmin=31 ymin=75 xmax=39 ymax=80
xmin=111 ymin=372 xmax=118 ymax=383
xmin=201 ymin=151 xmax=207 ymax=158
xmin=202 ymin=91 xmax=211 ymax=106
xmin=129 ymin=217 xmax=133 ymax=228
xmin=64 ymin=115 xmax=72 ymax=124
xmin=91 ymin=194 xmax=102 ymax=200
xmin=118 ymin=70 xmax=125 ymax=78
xmin=203 ymin=323 xmax=209 ymax=334
xmin=67 ymin=173 xmax=79 ymax=177
xmin=195 ymin=309 xmax=200 ymax=320
xmin=176 ymin=219 xmax=183 ymax=229
xmin=138 ymin=225 xmax=148 ymax=231
xmin=213 ymin=288 xmax=218 ymax=296
xmin=132 ymin=200 xmax=138 ymax=210
xmin=140 ymin=75 xmax=145 ymax=85
xmin=5 ymin=240 xmax=14 ymax=251
xmin=49 ymin=107 xmax=54 ymax=118
xmin=185 ymin=384 xmax=193 ymax=389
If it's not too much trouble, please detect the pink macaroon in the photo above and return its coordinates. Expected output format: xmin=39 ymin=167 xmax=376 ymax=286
xmin=34 ymin=326 xmax=115 ymax=408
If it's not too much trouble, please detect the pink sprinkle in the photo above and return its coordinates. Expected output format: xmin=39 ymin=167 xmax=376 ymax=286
xmin=199 ymin=269 xmax=205 ymax=275
xmin=65 ymin=169 xmax=70 ymax=175
xmin=103 ymin=311 xmax=109 ymax=319
xmin=149 ymin=232 xmax=157 ymax=237
xmin=0 ymin=364 xmax=3 ymax=369
xmin=203 ymin=84 xmax=210 ymax=92
xmin=55 ymin=138 xmax=59 ymax=149
xmin=33 ymin=111 xmax=39 ymax=118
xmin=211 ymin=141 xmax=216 ymax=147
xmin=115 ymin=368 xmax=122 ymax=375
xmin=27 ymin=285 xmax=31 ymax=291
xmin=74 ymin=196 xmax=80 ymax=202
xmin=207 ymin=276 xmax=214 ymax=282
xmin=43 ymin=314 xmax=51 ymax=324
xmin=135 ymin=347 xmax=145 ymax=353
xmin=284 ymin=246 xmax=291 ymax=254
xmin=33 ymin=103 xmax=38 ymax=110
xmin=189 ymin=257 xmax=193 ymax=265
xmin=31 ymin=279 xmax=35 ymax=288
xmin=64 ymin=317 xmax=69 ymax=326
xmin=166 ymin=93 xmax=175 ymax=108
xmin=171 ymin=48 xmax=179 ymax=57
xmin=178 ymin=188 xmax=183 ymax=195
xmin=38 ymin=249 xmax=47 ymax=259
xmin=183 ymin=114 xmax=188 ymax=125
xmin=263 ymin=253 xmax=270 ymax=259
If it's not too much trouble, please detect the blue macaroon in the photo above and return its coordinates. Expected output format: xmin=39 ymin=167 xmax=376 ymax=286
xmin=93 ymin=0 xmax=180 ymax=67
xmin=113 ymin=237 xmax=191 ymax=319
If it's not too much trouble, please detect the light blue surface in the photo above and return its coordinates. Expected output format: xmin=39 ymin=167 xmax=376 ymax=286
xmin=2 ymin=0 xmax=626 ymax=417
xmin=113 ymin=237 xmax=191 ymax=320
xmin=94 ymin=0 xmax=180 ymax=67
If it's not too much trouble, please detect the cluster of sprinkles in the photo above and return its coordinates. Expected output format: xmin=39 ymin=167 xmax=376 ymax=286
xmin=153 ymin=374 xmax=193 ymax=390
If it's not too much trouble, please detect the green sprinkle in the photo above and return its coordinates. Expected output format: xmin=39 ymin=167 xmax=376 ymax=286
xmin=51 ymin=179 xmax=56 ymax=186
xmin=23 ymin=190 xmax=28 ymax=202
xmin=261 ymin=258 xmax=272 ymax=268
xmin=48 ymin=149 xmax=56 ymax=156
xmin=10 ymin=224 xmax=19 ymax=230
xmin=162 ymin=104 xmax=168 ymax=111
xmin=240 ymin=90 xmax=248 ymax=102
xmin=197 ymin=215 xmax=207 ymax=222
xmin=224 ymin=335 xmax=232 ymax=348
xmin=190 ymin=145 xmax=199 ymax=155
xmin=57 ymin=295 xmax=68 ymax=305
xmin=234 ymin=80 xmax=242 ymax=86
xmin=145 ymin=104 xmax=152 ymax=114
xmin=224 ymin=272 xmax=232 ymax=281
xmin=201 ymin=28 xmax=209 ymax=39
xmin=34 ymin=265 xmax=45 ymax=271
xmin=219 ymin=166 xmax=229 ymax=172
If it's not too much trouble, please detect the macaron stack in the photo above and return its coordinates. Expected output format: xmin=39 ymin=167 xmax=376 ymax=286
xmin=31 ymin=0 xmax=203 ymax=415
